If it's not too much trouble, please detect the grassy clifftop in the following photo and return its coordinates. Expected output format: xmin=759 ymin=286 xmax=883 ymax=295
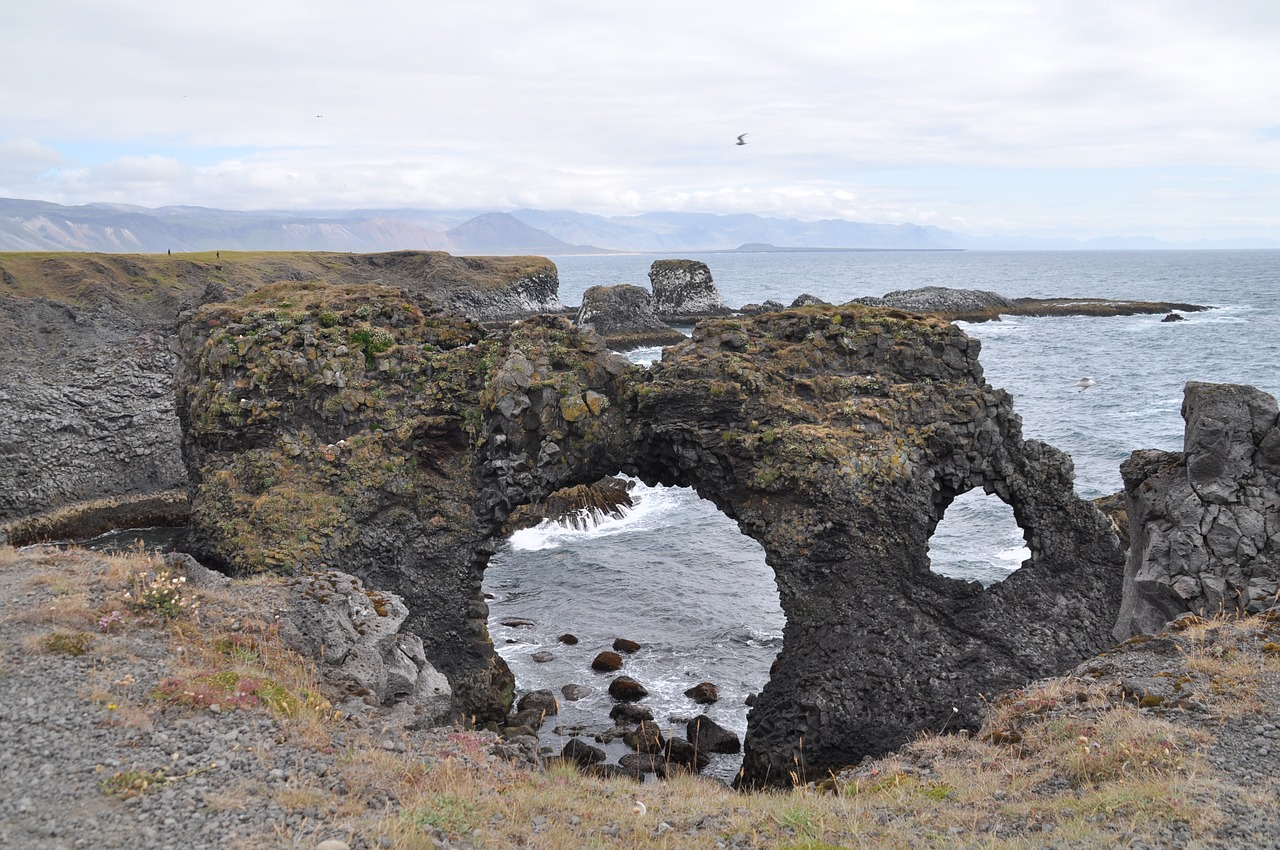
xmin=0 ymin=250 xmax=557 ymax=315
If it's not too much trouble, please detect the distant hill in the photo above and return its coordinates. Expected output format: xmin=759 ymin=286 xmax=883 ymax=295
xmin=2 ymin=197 xmax=1275 ymax=255
xmin=444 ymin=212 xmax=604 ymax=254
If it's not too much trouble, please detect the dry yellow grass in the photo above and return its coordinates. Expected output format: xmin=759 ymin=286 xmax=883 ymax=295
xmin=4 ymin=541 xmax=1275 ymax=850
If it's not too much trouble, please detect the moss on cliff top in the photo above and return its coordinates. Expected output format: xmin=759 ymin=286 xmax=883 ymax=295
xmin=0 ymin=249 xmax=556 ymax=315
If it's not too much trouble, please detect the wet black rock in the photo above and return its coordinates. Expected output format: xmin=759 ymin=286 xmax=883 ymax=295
xmin=516 ymin=689 xmax=559 ymax=717
xmin=687 ymin=715 xmax=741 ymax=754
xmin=560 ymin=683 xmax=591 ymax=701
xmin=608 ymin=676 xmax=649 ymax=702
xmin=623 ymin=719 xmax=665 ymax=754
xmin=592 ymin=651 xmax=624 ymax=672
xmin=609 ymin=703 xmax=654 ymax=724
xmin=561 ymin=737 xmax=606 ymax=766
xmin=663 ymin=737 xmax=711 ymax=771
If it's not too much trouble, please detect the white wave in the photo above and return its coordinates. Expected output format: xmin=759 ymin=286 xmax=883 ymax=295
xmin=997 ymin=544 xmax=1031 ymax=563
xmin=508 ymin=479 xmax=691 ymax=552
xmin=624 ymin=346 xmax=664 ymax=366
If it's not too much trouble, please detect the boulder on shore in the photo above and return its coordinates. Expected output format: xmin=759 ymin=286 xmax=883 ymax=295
xmin=687 ymin=715 xmax=741 ymax=754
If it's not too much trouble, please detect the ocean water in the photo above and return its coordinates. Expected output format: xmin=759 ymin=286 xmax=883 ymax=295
xmin=484 ymin=249 xmax=1280 ymax=778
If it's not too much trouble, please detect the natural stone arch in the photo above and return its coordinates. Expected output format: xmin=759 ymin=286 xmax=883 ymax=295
xmin=620 ymin=310 xmax=1125 ymax=787
xmin=176 ymin=287 xmax=1125 ymax=789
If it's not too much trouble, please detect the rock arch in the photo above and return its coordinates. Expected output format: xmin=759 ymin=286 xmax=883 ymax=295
xmin=176 ymin=286 xmax=1124 ymax=788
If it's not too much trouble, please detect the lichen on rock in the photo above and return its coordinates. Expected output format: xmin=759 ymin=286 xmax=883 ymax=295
xmin=177 ymin=292 xmax=1127 ymax=788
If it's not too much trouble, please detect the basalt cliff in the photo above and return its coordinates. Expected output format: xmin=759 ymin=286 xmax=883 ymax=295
xmin=0 ymin=251 xmax=561 ymax=524
xmin=174 ymin=282 xmax=1128 ymax=787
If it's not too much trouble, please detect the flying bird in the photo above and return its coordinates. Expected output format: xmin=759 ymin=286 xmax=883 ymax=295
xmin=1074 ymin=376 xmax=1096 ymax=392
xmin=736 ymin=133 xmax=748 ymax=146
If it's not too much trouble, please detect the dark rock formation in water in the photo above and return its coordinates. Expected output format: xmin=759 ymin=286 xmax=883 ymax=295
xmin=576 ymin=283 xmax=686 ymax=350
xmin=176 ymin=285 xmax=1126 ymax=788
xmin=0 ymin=251 xmax=565 ymax=523
xmin=855 ymin=285 xmax=1015 ymax=314
xmin=1115 ymin=382 xmax=1280 ymax=638
xmin=648 ymin=259 xmax=732 ymax=322
xmin=855 ymin=286 xmax=1209 ymax=323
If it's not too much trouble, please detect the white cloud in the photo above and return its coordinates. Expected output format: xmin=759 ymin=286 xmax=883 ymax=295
xmin=1 ymin=0 xmax=1278 ymax=237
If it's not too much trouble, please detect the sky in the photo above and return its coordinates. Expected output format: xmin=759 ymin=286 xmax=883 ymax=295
xmin=2 ymin=0 xmax=1279 ymax=241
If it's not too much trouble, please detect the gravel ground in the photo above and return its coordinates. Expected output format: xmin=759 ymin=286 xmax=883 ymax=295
xmin=2 ymin=543 xmax=1279 ymax=850
xmin=0 ymin=546 xmax=506 ymax=850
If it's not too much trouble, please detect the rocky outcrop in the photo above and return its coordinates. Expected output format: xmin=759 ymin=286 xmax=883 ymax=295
xmin=855 ymin=286 xmax=1015 ymax=314
xmin=177 ymin=287 xmax=1126 ymax=788
xmin=576 ymin=284 xmax=685 ymax=350
xmin=648 ymin=260 xmax=732 ymax=322
xmin=1115 ymin=382 xmax=1280 ymax=639
xmin=0 ymin=251 xmax=565 ymax=524
xmin=279 ymin=569 xmax=452 ymax=728
xmin=854 ymin=286 xmax=1209 ymax=323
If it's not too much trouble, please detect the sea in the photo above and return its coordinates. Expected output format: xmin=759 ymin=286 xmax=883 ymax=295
xmin=483 ymin=249 xmax=1280 ymax=780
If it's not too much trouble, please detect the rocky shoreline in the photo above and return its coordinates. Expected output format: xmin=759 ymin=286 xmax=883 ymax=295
xmin=5 ymin=247 xmax=1271 ymax=823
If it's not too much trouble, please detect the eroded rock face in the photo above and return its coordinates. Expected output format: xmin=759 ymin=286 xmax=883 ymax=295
xmin=279 ymin=569 xmax=452 ymax=728
xmin=648 ymin=259 xmax=731 ymax=322
xmin=1115 ymin=382 xmax=1280 ymax=638
xmin=576 ymin=284 xmax=685 ymax=350
xmin=177 ymin=290 xmax=1125 ymax=788
xmin=0 ymin=251 xmax=565 ymax=523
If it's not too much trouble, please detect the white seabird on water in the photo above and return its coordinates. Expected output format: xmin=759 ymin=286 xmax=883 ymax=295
xmin=1074 ymin=376 xmax=1097 ymax=392
xmin=736 ymin=133 xmax=748 ymax=145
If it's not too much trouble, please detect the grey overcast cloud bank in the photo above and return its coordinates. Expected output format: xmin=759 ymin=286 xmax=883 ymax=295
xmin=2 ymin=0 xmax=1278 ymax=242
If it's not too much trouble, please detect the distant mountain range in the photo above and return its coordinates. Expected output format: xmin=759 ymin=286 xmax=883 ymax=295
xmin=0 ymin=197 xmax=1275 ymax=254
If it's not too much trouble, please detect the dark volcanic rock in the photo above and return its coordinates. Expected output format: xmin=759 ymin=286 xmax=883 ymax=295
xmin=619 ymin=752 xmax=668 ymax=776
xmin=576 ymin=283 xmax=685 ymax=350
xmin=738 ymin=299 xmax=785 ymax=315
xmin=687 ymin=715 xmax=741 ymax=754
xmin=560 ymin=683 xmax=591 ymax=701
xmin=1162 ymin=312 xmax=1186 ymax=322
xmin=856 ymin=286 xmax=1015 ymax=314
xmin=612 ymin=637 xmax=641 ymax=653
xmin=1115 ymin=382 xmax=1280 ymax=638
xmin=177 ymin=293 xmax=1126 ymax=788
xmin=609 ymin=703 xmax=653 ymax=723
xmin=591 ymin=651 xmax=624 ymax=672
xmin=516 ymin=689 xmax=559 ymax=717
xmin=648 ymin=259 xmax=732 ymax=322
xmin=684 ymin=682 xmax=719 ymax=704
xmin=623 ymin=719 xmax=664 ymax=753
xmin=608 ymin=676 xmax=649 ymax=702
xmin=561 ymin=737 xmax=606 ymax=766
xmin=790 ymin=293 xmax=830 ymax=308
xmin=663 ymin=737 xmax=711 ymax=771
xmin=507 ymin=709 xmax=546 ymax=731
xmin=0 ymin=250 xmax=563 ymax=524
xmin=557 ymin=633 xmax=579 ymax=645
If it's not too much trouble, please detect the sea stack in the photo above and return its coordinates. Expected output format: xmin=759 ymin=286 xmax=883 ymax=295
xmin=648 ymin=259 xmax=732 ymax=323
xmin=576 ymin=284 xmax=686 ymax=350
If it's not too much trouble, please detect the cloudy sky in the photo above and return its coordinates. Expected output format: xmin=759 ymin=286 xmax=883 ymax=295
xmin=3 ymin=0 xmax=1278 ymax=239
